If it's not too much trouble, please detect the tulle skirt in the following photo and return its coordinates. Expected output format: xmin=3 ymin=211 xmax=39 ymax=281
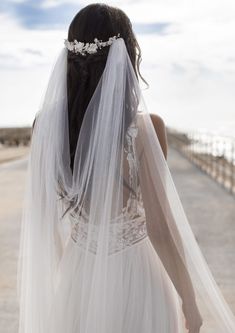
xmin=48 ymin=235 xmax=185 ymax=333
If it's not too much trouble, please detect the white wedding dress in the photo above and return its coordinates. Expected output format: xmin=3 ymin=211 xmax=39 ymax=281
xmin=18 ymin=37 xmax=235 ymax=333
xmin=48 ymin=118 xmax=184 ymax=333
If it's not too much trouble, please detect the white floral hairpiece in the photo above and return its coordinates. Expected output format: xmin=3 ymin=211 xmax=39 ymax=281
xmin=64 ymin=33 xmax=121 ymax=56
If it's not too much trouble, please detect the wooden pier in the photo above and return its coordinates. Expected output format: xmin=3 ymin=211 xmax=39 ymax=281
xmin=167 ymin=128 xmax=235 ymax=195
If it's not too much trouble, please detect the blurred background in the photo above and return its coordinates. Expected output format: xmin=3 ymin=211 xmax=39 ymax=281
xmin=1 ymin=0 xmax=235 ymax=132
xmin=0 ymin=1 xmax=235 ymax=332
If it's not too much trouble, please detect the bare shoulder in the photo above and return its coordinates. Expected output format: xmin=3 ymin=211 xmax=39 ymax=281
xmin=150 ymin=113 xmax=168 ymax=159
xmin=150 ymin=113 xmax=166 ymax=133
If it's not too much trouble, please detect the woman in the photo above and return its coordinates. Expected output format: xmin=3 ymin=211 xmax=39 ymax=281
xmin=18 ymin=4 xmax=235 ymax=333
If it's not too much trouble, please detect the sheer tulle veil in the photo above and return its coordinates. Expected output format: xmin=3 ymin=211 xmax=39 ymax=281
xmin=17 ymin=37 xmax=235 ymax=332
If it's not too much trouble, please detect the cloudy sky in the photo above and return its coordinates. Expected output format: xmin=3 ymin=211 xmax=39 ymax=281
xmin=1 ymin=0 xmax=235 ymax=135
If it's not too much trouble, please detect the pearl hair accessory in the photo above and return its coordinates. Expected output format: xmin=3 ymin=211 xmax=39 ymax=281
xmin=64 ymin=33 xmax=121 ymax=56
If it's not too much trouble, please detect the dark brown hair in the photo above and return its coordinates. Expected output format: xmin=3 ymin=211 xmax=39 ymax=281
xmin=66 ymin=3 xmax=147 ymax=172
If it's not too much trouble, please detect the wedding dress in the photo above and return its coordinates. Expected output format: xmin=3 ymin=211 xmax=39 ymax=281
xmin=17 ymin=37 xmax=235 ymax=333
xmin=47 ymin=117 xmax=183 ymax=333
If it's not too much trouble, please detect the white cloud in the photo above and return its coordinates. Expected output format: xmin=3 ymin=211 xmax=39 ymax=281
xmin=0 ymin=0 xmax=235 ymax=135
xmin=139 ymin=31 xmax=235 ymax=134
xmin=40 ymin=0 xmax=62 ymax=8
xmin=0 ymin=13 xmax=66 ymax=68
xmin=0 ymin=13 xmax=66 ymax=126
xmin=6 ymin=0 xmax=27 ymax=3
xmin=40 ymin=0 xmax=235 ymax=23
xmin=0 ymin=66 xmax=51 ymax=126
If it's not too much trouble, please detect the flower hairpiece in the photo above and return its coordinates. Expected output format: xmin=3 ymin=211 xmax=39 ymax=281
xmin=64 ymin=33 xmax=121 ymax=56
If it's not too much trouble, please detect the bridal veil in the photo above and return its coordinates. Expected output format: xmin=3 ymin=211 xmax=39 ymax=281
xmin=17 ymin=37 xmax=235 ymax=332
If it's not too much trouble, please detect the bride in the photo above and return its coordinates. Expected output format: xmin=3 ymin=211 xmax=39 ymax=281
xmin=17 ymin=3 xmax=235 ymax=333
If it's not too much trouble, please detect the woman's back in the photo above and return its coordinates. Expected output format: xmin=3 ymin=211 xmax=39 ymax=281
xmin=18 ymin=4 xmax=235 ymax=333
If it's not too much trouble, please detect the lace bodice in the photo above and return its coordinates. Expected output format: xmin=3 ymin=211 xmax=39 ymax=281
xmin=70 ymin=119 xmax=147 ymax=255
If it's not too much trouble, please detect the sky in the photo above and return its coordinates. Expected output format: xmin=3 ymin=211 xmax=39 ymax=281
xmin=0 ymin=0 xmax=235 ymax=135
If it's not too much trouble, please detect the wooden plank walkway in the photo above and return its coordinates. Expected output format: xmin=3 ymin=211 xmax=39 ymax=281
xmin=168 ymin=148 xmax=235 ymax=311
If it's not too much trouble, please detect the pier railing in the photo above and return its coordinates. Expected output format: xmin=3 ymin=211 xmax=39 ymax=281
xmin=167 ymin=128 xmax=235 ymax=195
